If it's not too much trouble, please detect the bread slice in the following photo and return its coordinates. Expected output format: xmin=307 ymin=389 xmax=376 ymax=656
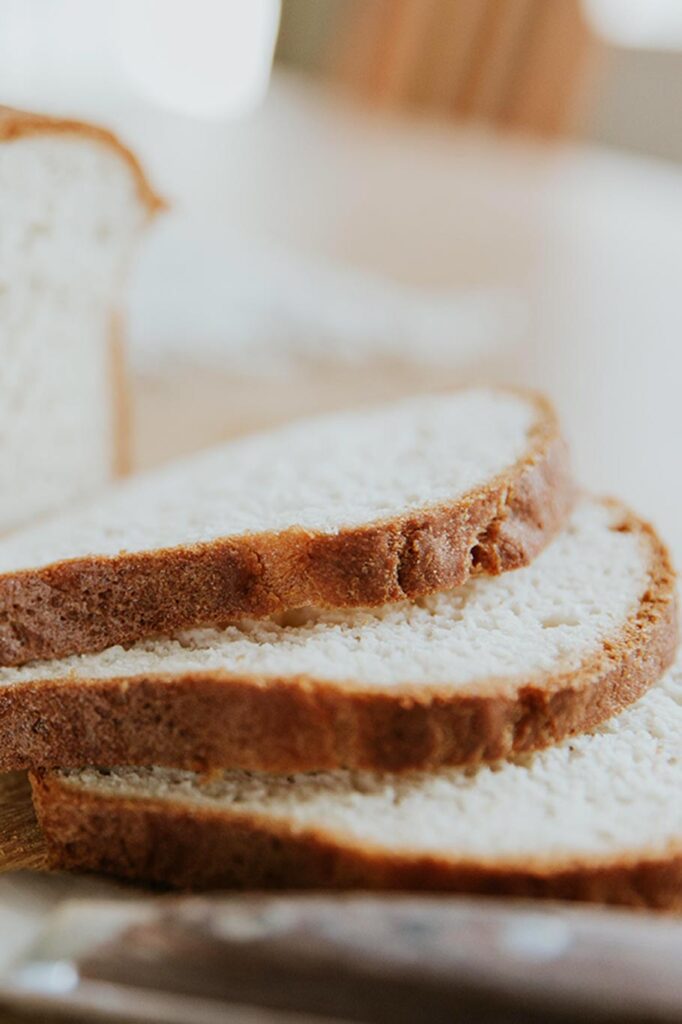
xmin=31 ymin=641 xmax=682 ymax=908
xmin=0 ymin=106 xmax=162 ymax=534
xmin=2 ymin=498 xmax=676 ymax=774
xmin=0 ymin=389 xmax=571 ymax=667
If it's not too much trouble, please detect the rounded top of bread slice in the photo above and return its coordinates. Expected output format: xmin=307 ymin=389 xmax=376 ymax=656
xmin=0 ymin=105 xmax=163 ymax=214
xmin=0 ymin=106 xmax=161 ymax=536
xmin=0 ymin=389 xmax=572 ymax=666
xmin=2 ymin=497 xmax=676 ymax=772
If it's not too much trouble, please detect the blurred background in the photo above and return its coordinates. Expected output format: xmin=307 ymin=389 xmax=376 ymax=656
xmin=1 ymin=0 xmax=680 ymax=555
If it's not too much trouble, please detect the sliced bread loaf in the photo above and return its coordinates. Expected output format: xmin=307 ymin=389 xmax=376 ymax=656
xmin=31 ymin=641 xmax=682 ymax=908
xmin=0 ymin=389 xmax=571 ymax=666
xmin=2 ymin=498 xmax=676 ymax=773
xmin=0 ymin=107 xmax=162 ymax=534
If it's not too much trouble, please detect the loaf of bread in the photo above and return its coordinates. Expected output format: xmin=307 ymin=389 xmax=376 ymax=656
xmin=0 ymin=107 xmax=161 ymax=534
xmin=3 ymin=112 xmax=676 ymax=910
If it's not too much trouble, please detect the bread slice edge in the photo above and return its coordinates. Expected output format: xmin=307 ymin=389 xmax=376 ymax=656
xmin=4 ymin=502 xmax=677 ymax=774
xmin=29 ymin=770 xmax=682 ymax=909
xmin=0 ymin=105 xmax=164 ymax=214
xmin=0 ymin=392 xmax=573 ymax=666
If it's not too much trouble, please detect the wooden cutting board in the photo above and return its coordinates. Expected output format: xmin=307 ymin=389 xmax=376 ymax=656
xmin=0 ymin=774 xmax=47 ymax=873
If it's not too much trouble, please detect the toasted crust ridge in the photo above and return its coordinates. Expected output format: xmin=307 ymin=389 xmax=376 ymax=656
xmin=0 ymin=392 xmax=572 ymax=668
xmin=29 ymin=772 xmax=682 ymax=910
xmin=2 ymin=504 xmax=677 ymax=774
xmin=0 ymin=105 xmax=164 ymax=214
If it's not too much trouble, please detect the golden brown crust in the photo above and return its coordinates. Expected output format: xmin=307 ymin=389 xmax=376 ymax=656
xmin=29 ymin=772 xmax=682 ymax=909
xmin=0 ymin=105 xmax=164 ymax=214
xmin=0 ymin=394 xmax=574 ymax=667
xmin=1 ymin=506 xmax=677 ymax=773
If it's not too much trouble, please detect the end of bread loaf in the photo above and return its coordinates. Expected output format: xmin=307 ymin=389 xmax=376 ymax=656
xmin=0 ymin=108 xmax=160 ymax=534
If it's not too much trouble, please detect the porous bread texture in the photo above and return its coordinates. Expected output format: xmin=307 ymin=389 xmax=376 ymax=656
xmin=0 ymin=108 xmax=159 ymax=534
xmin=1 ymin=499 xmax=677 ymax=773
xmin=0 ymin=500 xmax=659 ymax=686
xmin=31 ymin=644 xmax=682 ymax=907
xmin=0 ymin=390 xmax=542 ymax=566
xmin=0 ymin=389 xmax=574 ymax=666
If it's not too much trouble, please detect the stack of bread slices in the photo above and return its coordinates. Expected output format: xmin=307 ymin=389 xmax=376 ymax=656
xmin=0 ymin=385 xmax=679 ymax=908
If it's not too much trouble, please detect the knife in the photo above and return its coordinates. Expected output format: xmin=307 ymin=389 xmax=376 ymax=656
xmin=0 ymin=875 xmax=681 ymax=1023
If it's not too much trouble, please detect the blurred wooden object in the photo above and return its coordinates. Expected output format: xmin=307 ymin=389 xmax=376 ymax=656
xmin=335 ymin=0 xmax=389 ymax=99
xmin=500 ymin=0 xmax=597 ymax=134
xmin=457 ymin=0 xmax=535 ymax=120
xmin=0 ymin=775 xmax=46 ymax=873
xmin=416 ymin=1 xmax=485 ymax=109
xmin=334 ymin=0 xmax=600 ymax=135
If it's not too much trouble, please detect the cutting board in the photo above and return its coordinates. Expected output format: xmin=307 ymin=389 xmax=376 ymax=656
xmin=0 ymin=774 xmax=47 ymax=873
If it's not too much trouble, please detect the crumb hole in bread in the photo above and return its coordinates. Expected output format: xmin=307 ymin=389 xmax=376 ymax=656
xmin=541 ymin=615 xmax=581 ymax=629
